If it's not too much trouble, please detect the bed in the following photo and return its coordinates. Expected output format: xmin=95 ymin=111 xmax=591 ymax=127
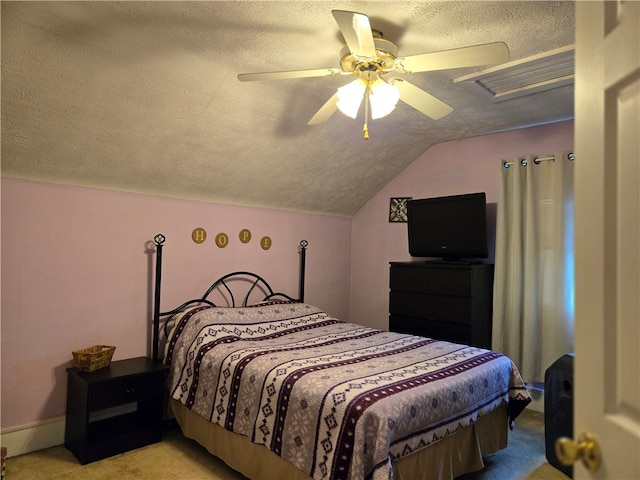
xmin=151 ymin=234 xmax=531 ymax=480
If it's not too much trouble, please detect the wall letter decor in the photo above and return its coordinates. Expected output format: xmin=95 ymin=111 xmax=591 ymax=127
xmin=192 ymin=227 xmax=207 ymax=244
xmin=260 ymin=236 xmax=272 ymax=250
xmin=215 ymin=232 xmax=229 ymax=248
xmin=239 ymin=229 xmax=252 ymax=244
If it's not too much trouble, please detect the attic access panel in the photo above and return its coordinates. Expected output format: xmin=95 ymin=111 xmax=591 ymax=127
xmin=454 ymin=45 xmax=574 ymax=102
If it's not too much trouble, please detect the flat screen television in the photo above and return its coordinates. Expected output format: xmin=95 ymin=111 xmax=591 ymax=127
xmin=406 ymin=192 xmax=488 ymax=261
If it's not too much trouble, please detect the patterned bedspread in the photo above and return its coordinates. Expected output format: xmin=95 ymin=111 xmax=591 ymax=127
xmin=165 ymin=302 xmax=531 ymax=480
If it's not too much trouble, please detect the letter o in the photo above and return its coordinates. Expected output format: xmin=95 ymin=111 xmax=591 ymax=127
xmin=215 ymin=233 xmax=229 ymax=248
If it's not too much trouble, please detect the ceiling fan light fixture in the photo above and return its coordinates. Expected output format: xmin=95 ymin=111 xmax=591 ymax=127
xmin=239 ymin=11 xmax=507 ymax=130
xmin=336 ymin=77 xmax=399 ymax=120
xmin=369 ymin=78 xmax=400 ymax=119
xmin=336 ymin=79 xmax=367 ymax=118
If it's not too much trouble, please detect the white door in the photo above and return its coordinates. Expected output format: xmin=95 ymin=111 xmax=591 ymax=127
xmin=573 ymin=1 xmax=640 ymax=479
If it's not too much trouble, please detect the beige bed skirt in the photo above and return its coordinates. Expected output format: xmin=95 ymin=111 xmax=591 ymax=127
xmin=169 ymin=398 xmax=508 ymax=480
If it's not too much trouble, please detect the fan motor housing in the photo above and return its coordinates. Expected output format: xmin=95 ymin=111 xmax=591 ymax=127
xmin=339 ymin=38 xmax=399 ymax=75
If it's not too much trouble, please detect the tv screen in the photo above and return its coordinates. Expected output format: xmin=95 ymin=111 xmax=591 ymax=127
xmin=407 ymin=192 xmax=488 ymax=260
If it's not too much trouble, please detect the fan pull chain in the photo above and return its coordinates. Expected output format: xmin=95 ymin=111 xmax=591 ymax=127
xmin=363 ymin=87 xmax=370 ymax=140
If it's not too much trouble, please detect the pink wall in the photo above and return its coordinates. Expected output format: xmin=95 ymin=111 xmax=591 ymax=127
xmin=1 ymin=179 xmax=351 ymax=429
xmin=1 ymin=120 xmax=574 ymax=430
xmin=349 ymin=120 xmax=574 ymax=330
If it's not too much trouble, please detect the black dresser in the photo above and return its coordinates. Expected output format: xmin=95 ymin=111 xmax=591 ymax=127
xmin=389 ymin=261 xmax=494 ymax=349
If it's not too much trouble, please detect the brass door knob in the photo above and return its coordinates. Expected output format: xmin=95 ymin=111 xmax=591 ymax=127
xmin=556 ymin=433 xmax=601 ymax=472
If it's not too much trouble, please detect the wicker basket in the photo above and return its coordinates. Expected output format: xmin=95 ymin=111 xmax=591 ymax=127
xmin=72 ymin=345 xmax=116 ymax=372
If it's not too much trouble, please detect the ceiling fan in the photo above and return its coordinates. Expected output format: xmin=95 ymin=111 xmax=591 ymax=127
xmin=238 ymin=10 xmax=509 ymax=138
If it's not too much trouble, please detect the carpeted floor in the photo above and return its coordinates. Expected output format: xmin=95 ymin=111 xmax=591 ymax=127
xmin=6 ymin=409 xmax=570 ymax=480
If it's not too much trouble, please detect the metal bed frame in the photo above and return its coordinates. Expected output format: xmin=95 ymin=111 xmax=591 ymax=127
xmin=151 ymin=233 xmax=308 ymax=361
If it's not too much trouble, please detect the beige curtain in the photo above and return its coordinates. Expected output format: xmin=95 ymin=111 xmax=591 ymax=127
xmin=492 ymin=151 xmax=574 ymax=384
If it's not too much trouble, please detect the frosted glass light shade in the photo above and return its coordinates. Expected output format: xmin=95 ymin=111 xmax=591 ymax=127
xmin=369 ymin=79 xmax=400 ymax=119
xmin=336 ymin=77 xmax=400 ymax=120
xmin=336 ymin=79 xmax=366 ymax=118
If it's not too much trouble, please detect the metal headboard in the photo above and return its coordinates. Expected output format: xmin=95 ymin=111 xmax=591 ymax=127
xmin=151 ymin=234 xmax=308 ymax=361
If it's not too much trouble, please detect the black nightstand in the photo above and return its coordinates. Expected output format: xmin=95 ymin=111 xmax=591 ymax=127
xmin=64 ymin=356 xmax=169 ymax=464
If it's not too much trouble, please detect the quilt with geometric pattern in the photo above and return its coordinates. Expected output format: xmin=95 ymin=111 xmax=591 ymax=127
xmin=165 ymin=302 xmax=531 ymax=480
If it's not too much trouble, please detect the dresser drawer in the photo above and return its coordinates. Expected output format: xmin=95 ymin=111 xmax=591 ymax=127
xmin=389 ymin=265 xmax=474 ymax=296
xmin=389 ymin=292 xmax=473 ymax=325
xmin=389 ymin=315 xmax=472 ymax=345
xmin=88 ymin=372 xmax=164 ymax=411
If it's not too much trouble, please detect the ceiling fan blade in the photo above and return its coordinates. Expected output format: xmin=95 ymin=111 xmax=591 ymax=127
xmin=332 ymin=10 xmax=376 ymax=59
xmin=308 ymin=93 xmax=339 ymax=125
xmin=238 ymin=68 xmax=344 ymax=82
xmin=398 ymin=42 xmax=509 ymax=73
xmin=392 ymin=79 xmax=453 ymax=120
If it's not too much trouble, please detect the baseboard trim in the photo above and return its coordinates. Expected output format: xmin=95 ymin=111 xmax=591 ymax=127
xmin=0 ymin=416 xmax=65 ymax=457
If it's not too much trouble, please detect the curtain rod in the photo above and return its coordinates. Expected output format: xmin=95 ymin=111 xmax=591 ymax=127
xmin=503 ymin=152 xmax=574 ymax=168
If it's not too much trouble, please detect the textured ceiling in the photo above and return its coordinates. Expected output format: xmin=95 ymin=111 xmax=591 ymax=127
xmin=1 ymin=1 xmax=575 ymax=216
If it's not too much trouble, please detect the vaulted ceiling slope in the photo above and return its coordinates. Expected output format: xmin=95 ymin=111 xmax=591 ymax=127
xmin=1 ymin=1 xmax=574 ymax=216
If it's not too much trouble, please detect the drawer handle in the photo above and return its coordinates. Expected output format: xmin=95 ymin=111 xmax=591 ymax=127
xmin=125 ymin=387 xmax=136 ymax=395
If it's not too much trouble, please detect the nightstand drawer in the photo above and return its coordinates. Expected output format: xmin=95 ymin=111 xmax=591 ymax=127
xmin=88 ymin=372 xmax=164 ymax=411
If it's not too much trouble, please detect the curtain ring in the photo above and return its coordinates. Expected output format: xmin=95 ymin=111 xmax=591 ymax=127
xmin=521 ymin=158 xmax=528 ymax=167
xmin=503 ymin=161 xmax=511 ymax=169
xmin=568 ymin=153 xmax=575 ymax=161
